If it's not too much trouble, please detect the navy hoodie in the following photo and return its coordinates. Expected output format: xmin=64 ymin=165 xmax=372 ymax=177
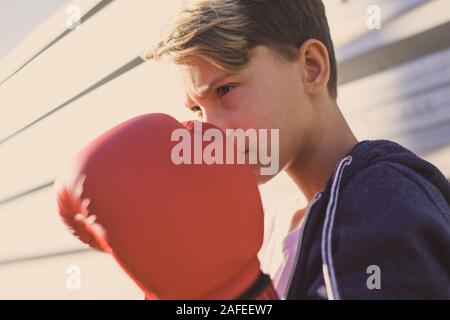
xmin=284 ymin=140 xmax=450 ymax=299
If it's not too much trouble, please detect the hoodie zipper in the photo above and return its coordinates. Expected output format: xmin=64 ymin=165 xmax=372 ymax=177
xmin=285 ymin=156 xmax=353 ymax=300
xmin=321 ymin=156 xmax=353 ymax=300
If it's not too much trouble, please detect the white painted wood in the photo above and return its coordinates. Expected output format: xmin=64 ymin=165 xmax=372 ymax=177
xmin=0 ymin=0 xmax=448 ymax=299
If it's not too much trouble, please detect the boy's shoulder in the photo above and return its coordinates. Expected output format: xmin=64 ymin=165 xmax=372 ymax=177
xmin=338 ymin=160 xmax=450 ymax=230
xmin=327 ymin=155 xmax=450 ymax=299
xmin=346 ymin=160 xmax=443 ymax=200
xmin=337 ymin=140 xmax=450 ymax=225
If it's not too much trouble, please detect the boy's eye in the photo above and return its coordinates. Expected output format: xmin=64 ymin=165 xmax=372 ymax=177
xmin=216 ymin=85 xmax=235 ymax=97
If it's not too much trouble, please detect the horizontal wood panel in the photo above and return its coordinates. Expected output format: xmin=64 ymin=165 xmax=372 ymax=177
xmin=0 ymin=0 xmax=449 ymax=299
xmin=0 ymin=249 xmax=143 ymax=299
xmin=0 ymin=61 xmax=190 ymax=201
xmin=0 ymin=187 xmax=85 ymax=262
xmin=324 ymin=0 xmax=428 ymax=51
xmin=339 ymin=48 xmax=450 ymax=116
xmin=0 ymin=0 xmax=181 ymax=141
xmin=337 ymin=0 xmax=450 ymax=62
xmin=339 ymin=48 xmax=450 ymax=154
xmin=0 ymin=0 xmax=101 ymax=81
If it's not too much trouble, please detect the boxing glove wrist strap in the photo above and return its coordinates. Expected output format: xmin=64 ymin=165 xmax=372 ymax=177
xmin=236 ymin=272 xmax=279 ymax=300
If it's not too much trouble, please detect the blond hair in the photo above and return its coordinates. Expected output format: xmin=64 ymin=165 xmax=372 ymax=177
xmin=144 ymin=0 xmax=337 ymax=99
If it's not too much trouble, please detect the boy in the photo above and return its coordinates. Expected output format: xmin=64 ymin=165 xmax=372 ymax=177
xmin=143 ymin=0 xmax=450 ymax=299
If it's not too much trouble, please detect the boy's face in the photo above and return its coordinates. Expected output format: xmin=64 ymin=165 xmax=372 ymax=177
xmin=178 ymin=45 xmax=316 ymax=185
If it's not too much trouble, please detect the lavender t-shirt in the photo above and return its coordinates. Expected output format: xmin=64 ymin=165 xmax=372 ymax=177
xmin=272 ymin=224 xmax=303 ymax=299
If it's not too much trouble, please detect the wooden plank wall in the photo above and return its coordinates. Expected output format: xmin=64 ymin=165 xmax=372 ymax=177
xmin=0 ymin=0 xmax=448 ymax=298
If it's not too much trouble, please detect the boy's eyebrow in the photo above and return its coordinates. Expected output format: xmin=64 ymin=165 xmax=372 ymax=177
xmin=195 ymin=73 xmax=231 ymax=97
xmin=184 ymin=73 xmax=231 ymax=108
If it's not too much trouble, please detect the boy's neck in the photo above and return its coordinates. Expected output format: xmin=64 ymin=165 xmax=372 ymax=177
xmin=286 ymin=100 xmax=358 ymax=203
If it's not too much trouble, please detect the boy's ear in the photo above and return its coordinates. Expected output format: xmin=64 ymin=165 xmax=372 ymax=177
xmin=298 ymin=39 xmax=331 ymax=96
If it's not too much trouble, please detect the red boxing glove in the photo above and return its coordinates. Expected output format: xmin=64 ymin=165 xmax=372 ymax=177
xmin=56 ymin=113 xmax=278 ymax=300
xmin=56 ymin=175 xmax=112 ymax=254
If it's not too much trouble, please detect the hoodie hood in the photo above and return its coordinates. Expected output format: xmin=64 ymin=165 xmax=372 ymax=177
xmin=341 ymin=139 xmax=450 ymax=209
